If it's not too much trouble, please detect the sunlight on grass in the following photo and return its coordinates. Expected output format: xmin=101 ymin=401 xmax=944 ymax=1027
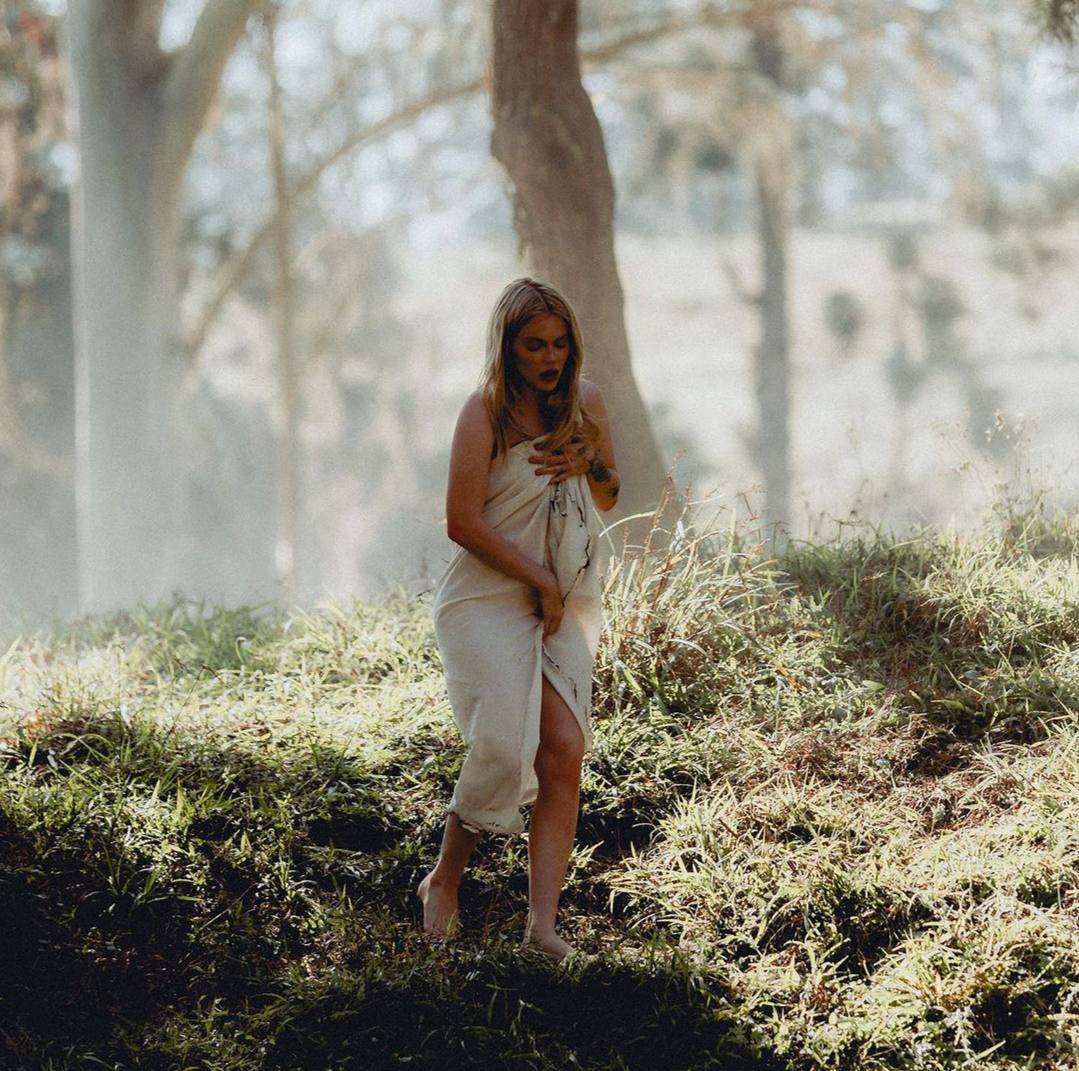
xmin=1 ymin=491 xmax=1078 ymax=1069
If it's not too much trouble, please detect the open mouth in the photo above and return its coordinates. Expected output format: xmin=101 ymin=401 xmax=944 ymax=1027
xmin=539 ymin=370 xmax=560 ymax=382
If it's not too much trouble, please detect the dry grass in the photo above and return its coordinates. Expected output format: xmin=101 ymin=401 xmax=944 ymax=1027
xmin=1 ymin=492 xmax=1078 ymax=1069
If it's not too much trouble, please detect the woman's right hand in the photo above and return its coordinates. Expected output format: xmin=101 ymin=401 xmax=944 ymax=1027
xmin=535 ymin=572 xmax=564 ymax=637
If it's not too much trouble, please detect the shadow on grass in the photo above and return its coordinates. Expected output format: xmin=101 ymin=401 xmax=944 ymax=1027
xmin=258 ymin=941 xmax=778 ymax=1071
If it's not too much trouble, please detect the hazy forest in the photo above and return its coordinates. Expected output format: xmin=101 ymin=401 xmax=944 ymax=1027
xmin=0 ymin=0 xmax=1076 ymax=627
xmin=4 ymin=3 xmax=1079 ymax=1070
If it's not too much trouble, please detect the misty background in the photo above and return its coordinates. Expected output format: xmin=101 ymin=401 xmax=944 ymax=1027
xmin=1 ymin=0 xmax=1077 ymax=634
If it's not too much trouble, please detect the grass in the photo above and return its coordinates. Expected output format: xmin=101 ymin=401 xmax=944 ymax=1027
xmin=1 ymin=492 xmax=1078 ymax=1070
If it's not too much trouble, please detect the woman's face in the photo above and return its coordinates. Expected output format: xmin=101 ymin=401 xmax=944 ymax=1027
xmin=510 ymin=313 xmax=571 ymax=396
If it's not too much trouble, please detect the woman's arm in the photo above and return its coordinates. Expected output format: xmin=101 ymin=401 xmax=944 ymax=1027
xmin=578 ymin=380 xmax=620 ymax=512
xmin=528 ymin=380 xmax=621 ymax=511
xmin=444 ymin=391 xmax=558 ymax=591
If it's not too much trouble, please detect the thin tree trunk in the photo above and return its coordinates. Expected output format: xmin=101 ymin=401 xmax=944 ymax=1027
xmin=263 ymin=5 xmax=301 ymax=607
xmin=745 ymin=13 xmax=793 ymax=548
xmin=490 ymin=0 xmax=675 ymax=543
xmin=753 ymin=150 xmax=792 ymax=542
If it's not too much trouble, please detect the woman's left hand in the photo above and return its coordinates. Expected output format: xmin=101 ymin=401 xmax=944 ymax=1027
xmin=529 ymin=425 xmax=597 ymax=483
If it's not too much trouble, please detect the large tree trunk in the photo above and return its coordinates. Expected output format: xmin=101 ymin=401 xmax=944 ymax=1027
xmin=490 ymin=0 xmax=675 ymax=542
xmin=65 ymin=0 xmax=261 ymax=615
xmin=67 ymin=93 xmax=184 ymax=614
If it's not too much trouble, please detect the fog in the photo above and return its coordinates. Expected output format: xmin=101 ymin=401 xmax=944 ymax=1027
xmin=2 ymin=0 xmax=1077 ymax=633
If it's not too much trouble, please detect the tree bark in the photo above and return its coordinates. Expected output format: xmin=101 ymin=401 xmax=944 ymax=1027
xmin=745 ymin=13 xmax=793 ymax=548
xmin=262 ymin=4 xmax=303 ymax=607
xmin=753 ymin=148 xmax=792 ymax=542
xmin=65 ymin=0 xmax=261 ymax=615
xmin=490 ymin=0 xmax=674 ymax=542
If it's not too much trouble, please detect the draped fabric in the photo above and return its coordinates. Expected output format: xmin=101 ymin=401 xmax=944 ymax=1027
xmin=432 ymin=437 xmax=605 ymax=835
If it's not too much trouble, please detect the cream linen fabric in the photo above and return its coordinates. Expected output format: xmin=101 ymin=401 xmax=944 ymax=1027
xmin=432 ymin=436 xmax=605 ymax=836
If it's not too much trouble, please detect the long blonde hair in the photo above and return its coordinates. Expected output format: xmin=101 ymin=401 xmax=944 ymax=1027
xmin=479 ymin=277 xmax=599 ymax=461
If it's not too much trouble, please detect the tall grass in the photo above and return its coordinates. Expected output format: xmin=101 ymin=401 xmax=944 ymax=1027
xmin=1 ymin=493 xmax=1077 ymax=1069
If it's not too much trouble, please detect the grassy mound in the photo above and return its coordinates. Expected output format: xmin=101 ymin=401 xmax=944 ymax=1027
xmin=1 ymin=501 xmax=1077 ymax=1069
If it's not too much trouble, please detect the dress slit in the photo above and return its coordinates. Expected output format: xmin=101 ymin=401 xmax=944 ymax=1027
xmin=540 ymin=653 xmax=588 ymax=750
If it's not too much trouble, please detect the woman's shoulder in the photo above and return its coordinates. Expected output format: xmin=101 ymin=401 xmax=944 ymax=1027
xmin=454 ymin=389 xmax=506 ymax=459
xmin=460 ymin=387 xmax=487 ymax=414
xmin=457 ymin=389 xmax=496 ymax=433
xmin=449 ymin=389 xmax=498 ymax=456
xmin=578 ymin=378 xmax=608 ymax=414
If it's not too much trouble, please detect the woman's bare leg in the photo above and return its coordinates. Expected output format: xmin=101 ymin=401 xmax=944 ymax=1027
xmin=417 ymin=811 xmax=482 ymax=936
xmin=523 ymin=674 xmax=585 ymax=960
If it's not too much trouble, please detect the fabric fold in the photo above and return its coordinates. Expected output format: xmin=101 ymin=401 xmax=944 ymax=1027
xmin=432 ymin=438 xmax=605 ymax=836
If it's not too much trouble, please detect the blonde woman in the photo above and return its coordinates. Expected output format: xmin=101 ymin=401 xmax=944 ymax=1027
xmin=418 ymin=277 xmax=620 ymax=962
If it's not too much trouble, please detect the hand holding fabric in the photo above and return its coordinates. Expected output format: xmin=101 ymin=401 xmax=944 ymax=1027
xmin=529 ymin=423 xmax=599 ymax=484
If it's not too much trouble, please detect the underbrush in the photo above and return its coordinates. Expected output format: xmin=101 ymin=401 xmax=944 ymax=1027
xmin=1 ymin=498 xmax=1077 ymax=1069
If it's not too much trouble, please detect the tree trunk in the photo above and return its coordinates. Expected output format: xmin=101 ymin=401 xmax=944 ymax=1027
xmin=753 ymin=149 xmax=792 ymax=542
xmin=65 ymin=0 xmax=260 ymax=615
xmin=262 ymin=5 xmax=303 ymax=607
xmin=745 ymin=14 xmax=793 ymax=548
xmin=67 ymin=72 xmax=184 ymax=613
xmin=490 ymin=0 xmax=675 ymax=543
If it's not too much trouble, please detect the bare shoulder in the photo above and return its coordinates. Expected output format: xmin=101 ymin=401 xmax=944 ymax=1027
xmin=579 ymin=377 xmax=604 ymax=405
xmin=454 ymin=389 xmax=494 ymax=439
xmin=460 ymin=387 xmax=488 ymax=420
xmin=579 ymin=377 xmax=610 ymax=420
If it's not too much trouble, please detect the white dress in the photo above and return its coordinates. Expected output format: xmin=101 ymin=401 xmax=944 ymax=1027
xmin=431 ymin=436 xmax=605 ymax=835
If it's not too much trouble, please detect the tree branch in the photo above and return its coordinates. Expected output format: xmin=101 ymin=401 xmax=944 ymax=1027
xmin=117 ymin=0 xmax=169 ymax=85
xmin=185 ymin=13 xmax=711 ymax=360
xmin=183 ymin=78 xmax=482 ymax=358
xmin=162 ymin=0 xmax=267 ymax=176
xmin=1035 ymin=0 xmax=1079 ymax=43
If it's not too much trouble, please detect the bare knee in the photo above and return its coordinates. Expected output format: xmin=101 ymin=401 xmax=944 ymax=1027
xmin=537 ymin=676 xmax=585 ymax=782
xmin=535 ymin=729 xmax=584 ymax=782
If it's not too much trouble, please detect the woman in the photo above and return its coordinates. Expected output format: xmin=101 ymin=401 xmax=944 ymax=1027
xmin=418 ymin=277 xmax=620 ymax=962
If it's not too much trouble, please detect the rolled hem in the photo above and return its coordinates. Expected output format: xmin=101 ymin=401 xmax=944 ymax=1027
xmin=450 ymin=809 xmax=524 ymax=837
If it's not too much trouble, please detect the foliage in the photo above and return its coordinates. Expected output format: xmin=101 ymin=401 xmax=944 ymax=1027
xmin=1034 ymin=0 xmax=1079 ymax=43
xmin=2 ymin=496 xmax=1079 ymax=1068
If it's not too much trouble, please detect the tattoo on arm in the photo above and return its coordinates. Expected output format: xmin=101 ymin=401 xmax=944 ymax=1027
xmin=586 ymin=447 xmax=619 ymax=504
xmin=587 ymin=451 xmax=610 ymax=483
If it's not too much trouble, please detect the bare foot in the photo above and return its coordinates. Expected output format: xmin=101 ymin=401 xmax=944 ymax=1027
xmin=520 ymin=928 xmax=576 ymax=962
xmin=417 ymin=873 xmax=460 ymax=937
